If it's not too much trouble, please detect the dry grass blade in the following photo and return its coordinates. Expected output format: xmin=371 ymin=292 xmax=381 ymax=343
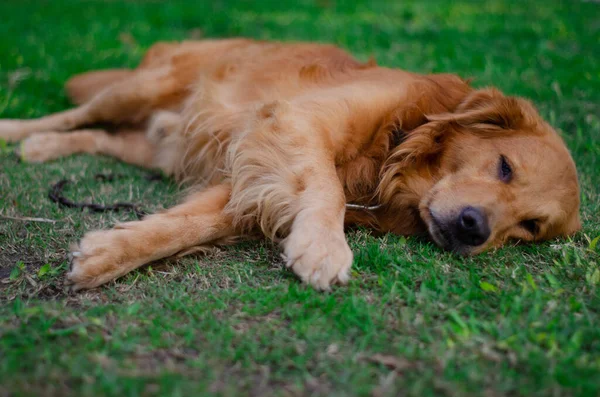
xmin=0 ymin=214 xmax=58 ymax=223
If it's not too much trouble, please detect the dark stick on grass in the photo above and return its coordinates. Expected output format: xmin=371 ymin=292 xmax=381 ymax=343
xmin=48 ymin=172 xmax=162 ymax=219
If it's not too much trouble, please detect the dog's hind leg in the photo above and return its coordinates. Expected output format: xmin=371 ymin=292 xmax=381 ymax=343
xmin=0 ymin=66 xmax=186 ymax=142
xmin=66 ymin=183 xmax=236 ymax=290
xmin=18 ymin=111 xmax=182 ymax=169
xmin=0 ymin=106 xmax=100 ymax=143
xmin=17 ymin=129 xmax=157 ymax=168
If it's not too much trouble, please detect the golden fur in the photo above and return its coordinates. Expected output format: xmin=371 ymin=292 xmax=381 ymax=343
xmin=0 ymin=39 xmax=581 ymax=290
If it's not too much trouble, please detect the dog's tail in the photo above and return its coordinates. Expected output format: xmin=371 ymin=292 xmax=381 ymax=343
xmin=65 ymin=69 xmax=134 ymax=105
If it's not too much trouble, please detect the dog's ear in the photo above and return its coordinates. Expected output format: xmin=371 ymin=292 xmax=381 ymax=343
xmin=378 ymin=117 xmax=448 ymax=203
xmin=427 ymin=88 xmax=537 ymax=132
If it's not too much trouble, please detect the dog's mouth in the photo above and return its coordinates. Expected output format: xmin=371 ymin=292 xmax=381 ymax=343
xmin=427 ymin=210 xmax=453 ymax=249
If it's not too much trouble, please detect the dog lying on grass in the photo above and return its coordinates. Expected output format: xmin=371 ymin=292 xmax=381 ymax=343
xmin=0 ymin=39 xmax=581 ymax=290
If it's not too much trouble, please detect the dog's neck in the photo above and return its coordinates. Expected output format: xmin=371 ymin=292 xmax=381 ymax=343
xmin=389 ymin=126 xmax=408 ymax=149
xmin=344 ymin=126 xmax=442 ymax=235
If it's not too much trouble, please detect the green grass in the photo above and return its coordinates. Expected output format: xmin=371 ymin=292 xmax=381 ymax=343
xmin=1 ymin=0 xmax=599 ymax=396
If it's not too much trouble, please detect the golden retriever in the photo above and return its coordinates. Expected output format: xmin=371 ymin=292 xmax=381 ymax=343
xmin=0 ymin=39 xmax=581 ymax=290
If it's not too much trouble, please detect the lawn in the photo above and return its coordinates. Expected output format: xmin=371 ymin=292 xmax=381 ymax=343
xmin=1 ymin=0 xmax=599 ymax=396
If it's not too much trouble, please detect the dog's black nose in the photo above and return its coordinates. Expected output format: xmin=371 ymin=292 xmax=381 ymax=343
xmin=455 ymin=206 xmax=490 ymax=246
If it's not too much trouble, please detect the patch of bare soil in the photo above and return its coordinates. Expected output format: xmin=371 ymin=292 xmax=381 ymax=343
xmin=0 ymin=245 xmax=45 ymax=280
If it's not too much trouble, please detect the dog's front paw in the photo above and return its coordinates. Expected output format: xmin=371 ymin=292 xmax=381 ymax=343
xmin=283 ymin=223 xmax=353 ymax=290
xmin=66 ymin=229 xmax=132 ymax=291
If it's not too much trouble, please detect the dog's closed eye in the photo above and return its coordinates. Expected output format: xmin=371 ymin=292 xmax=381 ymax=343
xmin=520 ymin=219 xmax=539 ymax=235
xmin=498 ymin=155 xmax=512 ymax=183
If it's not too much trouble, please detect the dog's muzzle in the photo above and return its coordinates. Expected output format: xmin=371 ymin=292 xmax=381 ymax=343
xmin=429 ymin=206 xmax=491 ymax=253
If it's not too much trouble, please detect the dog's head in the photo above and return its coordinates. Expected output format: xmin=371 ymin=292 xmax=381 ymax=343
xmin=382 ymin=88 xmax=580 ymax=254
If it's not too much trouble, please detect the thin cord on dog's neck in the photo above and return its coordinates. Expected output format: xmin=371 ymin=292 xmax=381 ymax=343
xmin=345 ymin=203 xmax=383 ymax=211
